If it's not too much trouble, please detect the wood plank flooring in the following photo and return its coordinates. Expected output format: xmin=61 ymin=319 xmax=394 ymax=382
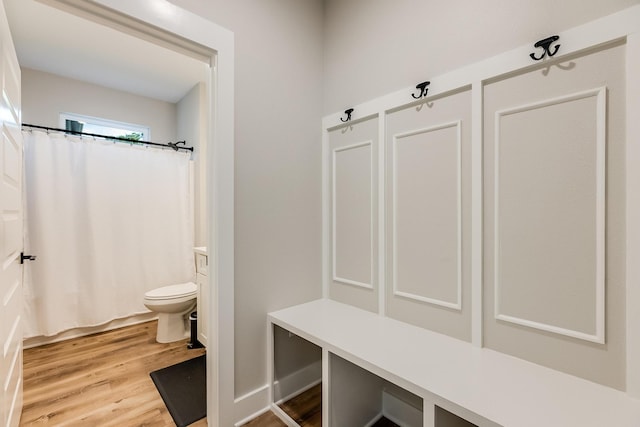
xmin=241 ymin=410 xmax=287 ymax=427
xmin=278 ymin=384 xmax=321 ymax=426
xmin=240 ymin=384 xmax=322 ymax=427
xmin=21 ymin=322 xmax=399 ymax=427
xmin=21 ymin=321 xmax=207 ymax=426
xmin=242 ymin=383 xmax=398 ymax=427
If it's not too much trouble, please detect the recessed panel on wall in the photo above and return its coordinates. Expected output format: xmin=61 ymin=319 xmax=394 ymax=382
xmin=494 ymin=88 xmax=605 ymax=343
xmin=328 ymin=117 xmax=378 ymax=313
xmin=386 ymin=89 xmax=472 ymax=342
xmin=483 ymin=42 xmax=626 ymax=390
xmin=333 ymin=141 xmax=372 ymax=288
xmin=393 ymin=122 xmax=460 ymax=309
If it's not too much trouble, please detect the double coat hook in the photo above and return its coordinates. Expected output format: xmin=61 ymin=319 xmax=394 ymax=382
xmin=340 ymin=108 xmax=354 ymax=122
xmin=530 ymin=35 xmax=560 ymax=61
xmin=411 ymin=81 xmax=430 ymax=99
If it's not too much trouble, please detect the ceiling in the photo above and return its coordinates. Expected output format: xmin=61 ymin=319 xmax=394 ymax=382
xmin=4 ymin=0 xmax=207 ymax=103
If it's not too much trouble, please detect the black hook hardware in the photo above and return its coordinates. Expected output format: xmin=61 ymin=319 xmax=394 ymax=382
xmin=340 ymin=108 xmax=354 ymax=122
xmin=21 ymin=252 xmax=37 ymax=264
xmin=411 ymin=81 xmax=430 ymax=99
xmin=167 ymin=141 xmax=186 ymax=151
xmin=530 ymin=35 xmax=560 ymax=61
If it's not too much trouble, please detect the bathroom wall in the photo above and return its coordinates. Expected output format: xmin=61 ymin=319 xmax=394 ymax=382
xmin=20 ymin=66 xmax=191 ymax=347
xmin=177 ymin=82 xmax=207 ymax=247
xmin=21 ymin=67 xmax=177 ymax=143
xmin=323 ymin=0 xmax=640 ymax=114
xmin=168 ymin=0 xmax=324 ymax=399
xmin=24 ymin=69 xmax=208 ymax=253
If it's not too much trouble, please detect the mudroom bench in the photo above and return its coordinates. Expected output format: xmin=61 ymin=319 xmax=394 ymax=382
xmin=267 ymin=299 xmax=640 ymax=427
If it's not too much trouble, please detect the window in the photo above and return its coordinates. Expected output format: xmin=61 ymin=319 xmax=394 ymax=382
xmin=60 ymin=113 xmax=150 ymax=142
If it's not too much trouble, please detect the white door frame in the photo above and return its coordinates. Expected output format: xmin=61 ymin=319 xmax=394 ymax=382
xmin=40 ymin=1 xmax=236 ymax=425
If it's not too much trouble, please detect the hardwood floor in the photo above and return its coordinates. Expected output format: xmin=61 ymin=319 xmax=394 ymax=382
xmin=240 ymin=385 xmax=323 ymax=427
xmin=241 ymin=410 xmax=287 ymax=427
xmin=21 ymin=323 xmax=399 ymax=427
xmin=242 ymin=383 xmax=399 ymax=427
xmin=20 ymin=321 xmax=206 ymax=426
xmin=278 ymin=384 xmax=321 ymax=426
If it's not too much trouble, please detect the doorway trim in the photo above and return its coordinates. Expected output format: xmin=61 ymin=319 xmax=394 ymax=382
xmin=39 ymin=1 xmax=236 ymax=425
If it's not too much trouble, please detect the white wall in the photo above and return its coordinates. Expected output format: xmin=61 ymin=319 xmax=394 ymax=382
xmin=168 ymin=0 xmax=324 ymax=398
xmin=21 ymin=68 xmax=177 ymax=143
xmin=163 ymin=0 xmax=640 ymax=410
xmin=321 ymin=0 xmax=640 ymax=398
xmin=323 ymin=0 xmax=640 ymax=114
xmin=177 ymin=82 xmax=206 ymax=246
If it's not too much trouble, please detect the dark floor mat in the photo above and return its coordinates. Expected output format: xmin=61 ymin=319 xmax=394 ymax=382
xmin=150 ymin=355 xmax=206 ymax=426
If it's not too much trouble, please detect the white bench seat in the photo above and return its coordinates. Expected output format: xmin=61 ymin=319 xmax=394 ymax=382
xmin=268 ymin=299 xmax=640 ymax=427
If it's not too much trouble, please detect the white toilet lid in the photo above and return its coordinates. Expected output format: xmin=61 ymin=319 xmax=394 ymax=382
xmin=145 ymin=282 xmax=197 ymax=300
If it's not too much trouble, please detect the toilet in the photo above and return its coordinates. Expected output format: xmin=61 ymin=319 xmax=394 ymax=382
xmin=143 ymin=282 xmax=197 ymax=343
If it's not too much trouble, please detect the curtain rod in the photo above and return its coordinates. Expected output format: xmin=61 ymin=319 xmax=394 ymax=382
xmin=21 ymin=123 xmax=194 ymax=152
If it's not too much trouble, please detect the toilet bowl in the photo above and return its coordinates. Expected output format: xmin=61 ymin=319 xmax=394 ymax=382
xmin=144 ymin=282 xmax=197 ymax=343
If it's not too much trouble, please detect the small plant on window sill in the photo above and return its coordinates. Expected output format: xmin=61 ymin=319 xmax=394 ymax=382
xmin=117 ymin=132 xmax=144 ymax=142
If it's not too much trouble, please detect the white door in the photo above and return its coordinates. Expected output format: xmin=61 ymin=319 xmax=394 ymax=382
xmin=0 ymin=0 xmax=23 ymax=425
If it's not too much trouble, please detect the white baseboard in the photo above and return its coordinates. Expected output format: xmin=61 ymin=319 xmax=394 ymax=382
xmin=234 ymin=384 xmax=270 ymax=427
xmin=23 ymin=312 xmax=158 ymax=349
xmin=364 ymin=412 xmax=385 ymax=427
xmin=234 ymin=360 xmax=322 ymax=425
xmin=234 ymin=381 xmax=423 ymax=427
xmin=270 ymin=403 xmax=301 ymax=427
xmin=273 ymin=360 xmax=322 ymax=404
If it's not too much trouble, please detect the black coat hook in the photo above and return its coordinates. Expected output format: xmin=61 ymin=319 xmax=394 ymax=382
xmin=340 ymin=108 xmax=354 ymax=122
xmin=530 ymin=35 xmax=560 ymax=61
xmin=411 ymin=81 xmax=430 ymax=99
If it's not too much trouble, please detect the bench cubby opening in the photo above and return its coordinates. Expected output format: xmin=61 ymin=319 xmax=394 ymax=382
xmin=329 ymin=352 xmax=423 ymax=427
xmin=271 ymin=324 xmax=322 ymax=424
xmin=435 ymin=406 xmax=478 ymax=427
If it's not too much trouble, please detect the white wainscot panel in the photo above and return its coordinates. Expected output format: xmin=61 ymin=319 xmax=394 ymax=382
xmin=494 ymin=87 xmax=606 ymax=344
xmin=332 ymin=141 xmax=373 ymax=289
xmin=392 ymin=121 xmax=461 ymax=310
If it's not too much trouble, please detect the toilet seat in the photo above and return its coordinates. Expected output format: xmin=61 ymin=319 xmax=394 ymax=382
xmin=144 ymin=282 xmax=197 ymax=300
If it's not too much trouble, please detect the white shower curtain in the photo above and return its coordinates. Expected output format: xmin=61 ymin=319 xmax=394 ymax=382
xmin=23 ymin=131 xmax=195 ymax=338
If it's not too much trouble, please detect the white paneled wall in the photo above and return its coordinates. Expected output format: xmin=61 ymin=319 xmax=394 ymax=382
xmin=322 ymin=5 xmax=640 ymax=392
xmin=385 ymin=90 xmax=471 ymax=342
xmin=482 ymin=43 xmax=625 ymax=389
xmin=328 ymin=117 xmax=379 ymax=313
